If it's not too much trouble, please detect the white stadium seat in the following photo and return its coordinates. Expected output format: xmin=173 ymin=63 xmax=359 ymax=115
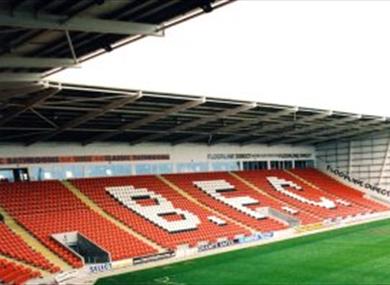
xmin=193 ymin=180 xmax=266 ymax=219
xmin=266 ymin=176 xmax=336 ymax=209
xmin=106 ymin=186 xmax=200 ymax=233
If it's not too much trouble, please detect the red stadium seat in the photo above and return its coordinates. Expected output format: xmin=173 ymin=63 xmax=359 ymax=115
xmin=0 ymin=168 xmax=385 ymax=271
xmin=164 ymin=172 xmax=298 ymax=229
xmin=0 ymin=181 xmax=157 ymax=268
xmin=290 ymin=168 xmax=389 ymax=212
xmin=71 ymin=176 xmax=250 ymax=249
xmin=0 ymin=222 xmax=58 ymax=272
xmin=235 ymin=169 xmax=388 ymax=221
xmin=0 ymin=257 xmax=41 ymax=285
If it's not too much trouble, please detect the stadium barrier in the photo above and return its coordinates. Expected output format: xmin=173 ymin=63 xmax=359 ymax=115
xmin=54 ymin=270 xmax=79 ymax=284
xmin=294 ymin=222 xmax=324 ymax=233
xmin=268 ymin=208 xmax=300 ymax=227
xmin=235 ymin=232 xmax=274 ymax=245
xmin=87 ymin=262 xmax=112 ymax=274
xmin=56 ymin=211 xmax=390 ymax=285
xmin=198 ymin=239 xmax=235 ymax=253
xmin=295 ymin=211 xmax=389 ymax=235
xmin=197 ymin=232 xmax=276 ymax=253
xmin=133 ymin=251 xmax=175 ymax=266
xmin=176 ymin=245 xmax=198 ymax=258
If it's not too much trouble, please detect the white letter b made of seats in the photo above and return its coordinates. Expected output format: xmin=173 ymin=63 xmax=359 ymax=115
xmin=106 ymin=186 xmax=200 ymax=233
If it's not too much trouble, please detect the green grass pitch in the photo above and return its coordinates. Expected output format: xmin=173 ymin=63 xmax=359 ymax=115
xmin=96 ymin=219 xmax=390 ymax=285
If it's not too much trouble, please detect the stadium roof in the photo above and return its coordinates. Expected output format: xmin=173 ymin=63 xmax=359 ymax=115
xmin=1 ymin=81 xmax=389 ymax=146
xmin=0 ymin=0 xmax=231 ymax=80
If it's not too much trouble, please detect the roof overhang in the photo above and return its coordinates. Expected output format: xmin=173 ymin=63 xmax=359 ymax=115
xmin=1 ymin=81 xmax=388 ymax=146
xmin=0 ymin=0 xmax=234 ymax=81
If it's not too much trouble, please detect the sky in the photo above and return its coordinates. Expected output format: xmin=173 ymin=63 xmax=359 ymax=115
xmin=50 ymin=0 xmax=390 ymax=117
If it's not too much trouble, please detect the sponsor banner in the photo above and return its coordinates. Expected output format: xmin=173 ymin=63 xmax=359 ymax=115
xmin=198 ymin=232 xmax=275 ymax=253
xmin=322 ymin=219 xmax=340 ymax=227
xmin=295 ymin=222 xmax=324 ymax=233
xmin=236 ymin=232 xmax=274 ymax=244
xmin=0 ymin=154 xmax=170 ymax=165
xmin=207 ymin=153 xmax=312 ymax=160
xmin=198 ymin=239 xmax=235 ymax=252
xmin=87 ymin=262 xmax=112 ymax=274
xmin=133 ymin=251 xmax=175 ymax=266
xmin=54 ymin=270 xmax=79 ymax=284
xmin=343 ymin=213 xmax=376 ymax=225
xmin=327 ymin=165 xmax=390 ymax=198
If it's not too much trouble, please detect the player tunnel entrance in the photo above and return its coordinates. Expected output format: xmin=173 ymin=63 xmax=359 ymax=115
xmin=52 ymin=231 xmax=111 ymax=265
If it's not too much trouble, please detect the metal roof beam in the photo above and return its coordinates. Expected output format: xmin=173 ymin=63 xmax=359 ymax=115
xmin=174 ymin=106 xmax=299 ymax=145
xmin=242 ymin=111 xmax=333 ymax=145
xmin=82 ymin=97 xmax=206 ymax=145
xmin=320 ymin=120 xmax=389 ymax=142
xmin=267 ymin=114 xmax=362 ymax=145
xmin=304 ymin=118 xmax=388 ymax=145
xmin=130 ymin=102 xmax=257 ymax=145
xmin=0 ymin=82 xmax=47 ymax=102
xmin=0 ymin=11 xmax=160 ymax=35
xmin=0 ymin=131 xmax=49 ymax=142
xmin=292 ymin=117 xmax=372 ymax=144
xmin=0 ymin=85 xmax=61 ymax=127
xmin=11 ymin=0 xmax=28 ymax=12
xmin=25 ymin=90 xmax=143 ymax=146
xmin=0 ymin=126 xmax=214 ymax=136
xmin=220 ymin=106 xmax=299 ymax=133
xmin=212 ymin=107 xmax=299 ymax=144
xmin=0 ymin=73 xmax=43 ymax=82
xmin=0 ymin=56 xmax=76 ymax=68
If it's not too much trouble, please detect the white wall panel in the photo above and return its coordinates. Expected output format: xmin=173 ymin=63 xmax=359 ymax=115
xmin=0 ymin=142 xmax=315 ymax=180
xmin=316 ymin=133 xmax=390 ymax=190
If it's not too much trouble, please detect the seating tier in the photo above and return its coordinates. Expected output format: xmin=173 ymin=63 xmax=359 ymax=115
xmin=290 ymin=168 xmax=389 ymax=212
xmin=164 ymin=172 xmax=293 ymax=230
xmin=71 ymin=176 xmax=249 ymax=249
xmin=236 ymin=170 xmax=378 ymax=220
xmin=0 ymin=181 xmax=156 ymax=268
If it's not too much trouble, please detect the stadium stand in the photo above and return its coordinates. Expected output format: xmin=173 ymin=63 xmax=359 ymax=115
xmin=230 ymin=172 xmax=321 ymax=225
xmin=0 ymin=181 xmax=157 ymax=268
xmin=236 ymin=170 xmax=388 ymax=220
xmin=0 ymin=257 xmax=41 ymax=285
xmin=290 ymin=168 xmax=389 ymax=212
xmin=0 ymin=222 xmax=58 ymax=272
xmin=163 ymin=172 xmax=297 ymax=231
xmin=7 ymin=0 xmax=390 ymax=283
xmin=70 ymin=176 xmax=249 ymax=249
xmin=0 ymin=167 xmax=386 ymax=283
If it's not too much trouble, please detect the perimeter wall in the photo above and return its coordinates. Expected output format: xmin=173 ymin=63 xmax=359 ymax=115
xmin=0 ymin=142 xmax=314 ymax=181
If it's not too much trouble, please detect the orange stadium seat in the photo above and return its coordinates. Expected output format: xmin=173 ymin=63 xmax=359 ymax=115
xmin=0 ymin=168 xmax=386 ymax=272
xmin=235 ymin=169 xmax=388 ymax=221
xmin=163 ymin=172 xmax=301 ymax=229
xmin=0 ymin=257 xmax=41 ymax=285
xmin=290 ymin=168 xmax=389 ymax=212
xmin=71 ymin=176 xmax=250 ymax=249
xmin=0 ymin=181 xmax=157 ymax=268
xmin=0 ymin=223 xmax=59 ymax=272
